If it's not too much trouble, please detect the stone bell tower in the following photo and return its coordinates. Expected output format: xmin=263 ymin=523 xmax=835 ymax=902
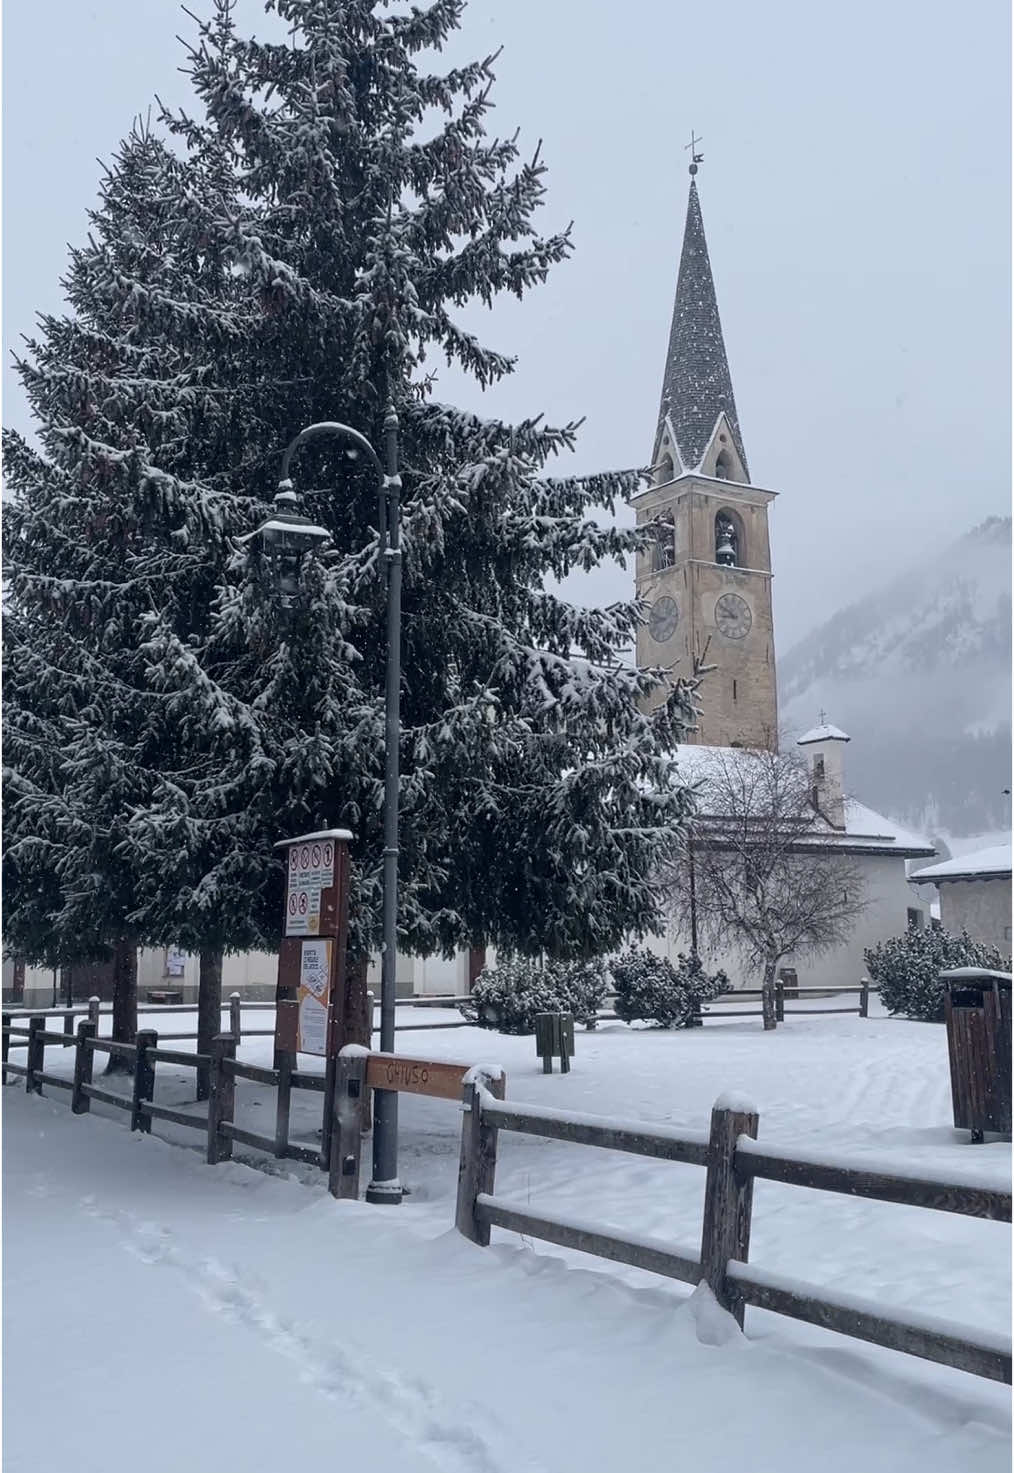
xmin=632 ymin=149 xmax=778 ymax=750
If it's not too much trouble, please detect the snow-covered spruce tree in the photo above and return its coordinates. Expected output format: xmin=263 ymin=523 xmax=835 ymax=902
xmin=5 ymin=0 xmax=697 ymax=1066
xmin=147 ymin=0 xmax=699 ymax=964
xmin=2 ymin=112 xmax=290 ymax=1075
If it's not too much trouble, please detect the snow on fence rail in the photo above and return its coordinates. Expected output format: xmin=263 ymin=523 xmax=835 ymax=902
xmin=455 ymin=1085 xmax=1012 ymax=1385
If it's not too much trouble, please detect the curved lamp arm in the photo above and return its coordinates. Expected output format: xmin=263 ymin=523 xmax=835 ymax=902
xmin=277 ymin=420 xmax=385 ymax=489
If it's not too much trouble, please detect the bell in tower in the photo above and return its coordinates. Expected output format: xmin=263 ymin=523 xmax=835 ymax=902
xmin=715 ymin=512 xmax=738 ymax=568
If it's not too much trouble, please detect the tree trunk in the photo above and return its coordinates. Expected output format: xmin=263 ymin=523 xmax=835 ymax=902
xmin=105 ymin=939 xmax=137 ymax=1074
xmin=467 ymin=946 xmax=487 ymax=992
xmin=196 ymin=948 xmax=224 ymax=1102
xmin=761 ymin=958 xmax=778 ymax=1032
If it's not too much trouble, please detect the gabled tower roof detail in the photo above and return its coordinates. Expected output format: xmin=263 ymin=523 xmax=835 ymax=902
xmin=654 ymin=178 xmax=749 ymax=481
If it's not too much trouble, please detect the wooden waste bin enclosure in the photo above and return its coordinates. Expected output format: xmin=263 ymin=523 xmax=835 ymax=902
xmin=941 ymin=967 xmax=1012 ymax=1142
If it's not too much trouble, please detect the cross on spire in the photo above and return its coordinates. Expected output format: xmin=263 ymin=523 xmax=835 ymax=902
xmin=818 ymin=708 xmax=828 ymax=726
xmin=685 ymin=130 xmax=704 ymax=175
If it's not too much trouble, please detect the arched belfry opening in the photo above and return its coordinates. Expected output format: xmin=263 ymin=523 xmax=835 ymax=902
xmin=715 ymin=509 xmax=742 ymax=567
xmin=651 ymin=511 xmax=676 ymax=571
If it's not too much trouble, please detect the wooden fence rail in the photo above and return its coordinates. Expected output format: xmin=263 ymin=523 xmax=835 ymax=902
xmin=3 ymin=982 xmax=877 ymax=1045
xmin=457 ymin=1088 xmax=1012 ymax=1385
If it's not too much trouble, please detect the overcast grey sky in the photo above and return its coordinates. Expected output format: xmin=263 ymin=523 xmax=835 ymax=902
xmin=4 ymin=0 xmax=1010 ymax=650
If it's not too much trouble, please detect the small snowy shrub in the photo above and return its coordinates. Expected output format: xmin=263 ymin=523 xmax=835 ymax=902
xmin=611 ymin=949 xmax=728 ymax=1029
xmin=459 ymin=959 xmax=563 ymax=1035
xmin=556 ymin=957 xmax=608 ymax=1027
xmin=460 ymin=956 xmax=609 ymax=1034
xmin=865 ymin=928 xmax=1011 ymax=1023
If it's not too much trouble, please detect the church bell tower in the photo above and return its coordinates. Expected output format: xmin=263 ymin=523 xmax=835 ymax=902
xmin=633 ymin=147 xmax=778 ymax=750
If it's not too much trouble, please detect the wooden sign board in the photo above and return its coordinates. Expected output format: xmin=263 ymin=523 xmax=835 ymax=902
xmin=365 ymin=1054 xmax=504 ymax=1102
xmin=273 ymin=828 xmax=352 ymax=1061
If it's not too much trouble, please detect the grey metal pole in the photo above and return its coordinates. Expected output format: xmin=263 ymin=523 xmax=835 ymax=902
xmin=366 ymin=400 xmax=403 ymax=1204
xmin=270 ymin=413 xmax=404 ymax=1202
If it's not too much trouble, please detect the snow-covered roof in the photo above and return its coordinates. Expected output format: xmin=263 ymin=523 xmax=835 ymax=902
xmin=672 ymin=744 xmax=935 ymax=858
xmin=909 ymin=843 xmax=1012 ymax=885
xmin=837 ymin=800 xmax=935 ymax=856
xmin=797 ymin=723 xmax=850 ymax=745
xmin=653 ymin=179 xmax=749 ymax=480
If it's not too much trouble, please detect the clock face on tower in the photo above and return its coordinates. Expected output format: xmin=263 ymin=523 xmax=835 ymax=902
xmin=648 ymin=595 xmax=679 ymax=644
xmin=715 ymin=592 xmax=752 ymax=639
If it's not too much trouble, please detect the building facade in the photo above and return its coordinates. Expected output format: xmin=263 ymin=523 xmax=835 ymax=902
xmin=910 ymin=844 xmax=1013 ymax=953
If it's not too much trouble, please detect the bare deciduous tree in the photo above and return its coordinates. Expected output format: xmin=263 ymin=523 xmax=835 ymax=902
xmin=667 ymin=746 xmax=868 ymax=1029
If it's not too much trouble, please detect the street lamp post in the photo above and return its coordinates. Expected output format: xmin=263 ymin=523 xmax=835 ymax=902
xmin=246 ymin=407 xmax=404 ymax=1205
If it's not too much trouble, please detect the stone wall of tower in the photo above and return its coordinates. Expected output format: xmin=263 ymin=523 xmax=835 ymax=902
xmin=634 ymin=476 xmax=778 ymax=749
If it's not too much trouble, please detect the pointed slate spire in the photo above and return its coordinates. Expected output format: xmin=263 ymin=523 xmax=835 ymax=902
xmin=654 ymin=177 xmax=749 ymax=480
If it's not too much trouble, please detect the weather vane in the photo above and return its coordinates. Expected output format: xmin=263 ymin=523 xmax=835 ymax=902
xmin=685 ymin=130 xmax=704 ymax=176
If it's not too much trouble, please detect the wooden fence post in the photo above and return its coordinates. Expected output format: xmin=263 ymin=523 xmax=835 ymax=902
xmin=131 ymin=1030 xmax=157 ymax=1133
xmin=859 ymin=980 xmax=870 ymax=1019
xmin=700 ymin=1096 xmax=759 ymax=1329
xmin=328 ymin=1050 xmax=369 ymax=1199
xmin=455 ymin=1076 xmax=501 ymax=1245
xmin=2 ymin=1013 xmax=10 ymax=1086
xmin=88 ymin=996 xmax=101 ymax=1031
xmin=229 ymin=992 xmax=242 ymax=1042
xmin=275 ymin=1049 xmax=294 ymax=1158
xmin=206 ymin=1033 xmax=236 ymax=1165
xmin=63 ymin=1009 xmax=75 ymax=1046
xmin=72 ymin=1020 xmax=96 ymax=1113
xmin=775 ymin=981 xmax=785 ymax=1023
xmin=25 ymin=1016 xmax=45 ymax=1096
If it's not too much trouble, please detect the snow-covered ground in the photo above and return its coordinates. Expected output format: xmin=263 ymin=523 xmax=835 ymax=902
xmin=3 ymin=999 xmax=1011 ymax=1472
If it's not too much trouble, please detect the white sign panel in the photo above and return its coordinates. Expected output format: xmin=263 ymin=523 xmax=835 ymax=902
xmin=296 ymin=938 xmax=332 ymax=1056
xmin=299 ymin=940 xmax=329 ymax=999
xmin=298 ymin=993 xmax=328 ymax=1056
xmin=284 ymin=839 xmax=335 ymax=936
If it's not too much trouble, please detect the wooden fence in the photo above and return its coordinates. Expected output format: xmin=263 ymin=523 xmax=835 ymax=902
xmin=1 ymin=1015 xmax=504 ymax=1204
xmin=455 ymin=1086 xmax=1012 ymax=1385
xmin=3 ymin=1010 xmax=339 ymax=1170
xmin=6 ymin=1009 xmax=1008 ymax=1383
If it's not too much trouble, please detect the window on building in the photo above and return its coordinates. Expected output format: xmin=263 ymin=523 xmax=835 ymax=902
xmin=657 ymin=453 xmax=675 ymax=484
xmin=813 ymin=756 xmax=825 ymax=781
xmin=715 ymin=449 xmax=733 ymax=480
xmin=906 ymin=908 xmax=924 ymax=931
xmin=732 ymin=679 xmax=737 ymax=702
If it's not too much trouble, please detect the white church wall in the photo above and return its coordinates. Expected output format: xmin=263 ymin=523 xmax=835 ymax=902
xmin=648 ymin=852 xmax=933 ymax=993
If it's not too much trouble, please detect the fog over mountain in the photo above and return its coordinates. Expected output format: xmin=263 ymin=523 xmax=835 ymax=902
xmin=779 ymin=517 xmax=1012 ymax=840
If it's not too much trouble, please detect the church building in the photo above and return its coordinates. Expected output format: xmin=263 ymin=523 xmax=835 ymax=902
xmin=637 ymin=159 xmax=937 ymax=991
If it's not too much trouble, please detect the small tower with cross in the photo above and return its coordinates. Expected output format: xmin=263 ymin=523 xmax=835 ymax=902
xmin=631 ymin=148 xmax=779 ymax=750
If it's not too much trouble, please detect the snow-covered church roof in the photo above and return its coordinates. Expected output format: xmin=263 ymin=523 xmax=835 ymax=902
xmin=653 ymin=178 xmax=749 ymax=478
xmin=797 ymin=723 xmax=850 ymax=745
xmin=909 ymin=842 xmax=1012 ymax=885
xmin=672 ymin=744 xmax=936 ymax=858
